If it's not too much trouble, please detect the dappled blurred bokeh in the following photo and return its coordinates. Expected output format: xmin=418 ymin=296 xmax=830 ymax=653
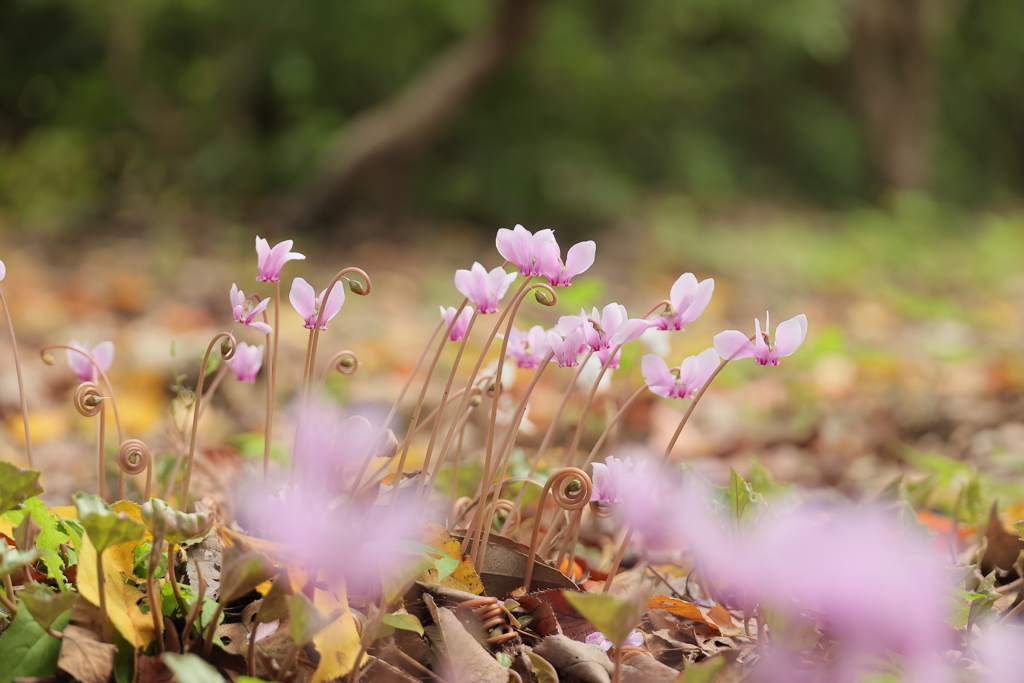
xmin=2 ymin=0 xmax=1024 ymax=504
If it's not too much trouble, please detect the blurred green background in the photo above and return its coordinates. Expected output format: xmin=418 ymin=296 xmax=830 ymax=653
xmin=3 ymin=0 xmax=1023 ymax=237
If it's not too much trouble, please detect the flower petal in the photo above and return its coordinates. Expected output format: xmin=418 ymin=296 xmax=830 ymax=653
xmin=641 ymin=354 xmax=674 ymax=395
xmin=679 ymin=277 xmax=714 ymax=323
xmin=564 ymin=241 xmax=596 ymax=278
xmin=92 ymin=341 xmax=115 ymax=373
xmin=713 ymin=330 xmax=756 ymax=361
xmin=229 ymin=283 xmax=245 ymax=309
xmin=773 ymin=313 xmax=808 ymax=358
xmin=289 ymin=277 xmax=317 ymax=320
xmin=669 ymin=273 xmax=698 ymax=310
xmin=318 ymin=284 xmax=346 ymax=325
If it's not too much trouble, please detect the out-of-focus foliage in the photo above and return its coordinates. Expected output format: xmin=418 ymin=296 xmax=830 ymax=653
xmin=1 ymin=0 xmax=1022 ymax=230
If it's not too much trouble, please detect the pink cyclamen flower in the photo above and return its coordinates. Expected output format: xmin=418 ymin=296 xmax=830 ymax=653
xmin=66 ymin=340 xmax=114 ymax=382
xmin=547 ymin=328 xmax=586 ymax=367
xmin=538 ymin=238 xmax=596 ymax=287
xmin=454 ymin=262 xmax=518 ymax=314
xmin=230 ymin=284 xmax=272 ymax=335
xmin=440 ymin=305 xmax=474 ymax=342
xmin=642 ymin=348 xmax=721 ymax=400
xmin=289 ymin=277 xmax=345 ymax=330
xmin=585 ymin=630 xmax=643 ymax=651
xmin=554 ymin=312 xmax=601 ymax=352
xmin=255 ymin=236 xmax=305 ymax=283
xmin=507 ymin=325 xmax=551 ymax=369
xmin=495 ymin=224 xmax=557 ymax=277
xmin=713 ymin=312 xmax=807 ymax=365
xmin=0 ymin=260 xmax=6 ymax=281
xmin=226 ymin=342 xmax=264 ymax=383
xmin=591 ymin=455 xmax=647 ymax=507
xmin=655 ymin=273 xmax=715 ymax=331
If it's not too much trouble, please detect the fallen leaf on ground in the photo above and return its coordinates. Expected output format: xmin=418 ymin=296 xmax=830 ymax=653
xmin=533 ymin=634 xmax=612 ymax=683
xmin=57 ymin=624 xmax=117 ymax=683
xmin=312 ymin=576 xmax=365 ymax=682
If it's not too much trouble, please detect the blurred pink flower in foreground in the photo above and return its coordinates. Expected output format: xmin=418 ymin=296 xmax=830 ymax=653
xmin=714 ymin=311 xmax=808 ymax=365
xmin=586 ymin=630 xmax=643 ymax=651
xmin=289 ymin=277 xmax=345 ymax=330
xmin=642 ymin=347 xmax=720 ymax=399
xmin=618 ymin=464 xmax=952 ymax=683
xmin=654 ymin=273 xmax=715 ymax=331
xmin=255 ymin=236 xmax=305 ymax=283
xmin=496 ymin=224 xmax=557 ymax=277
xmin=591 ymin=455 xmax=647 ymax=507
xmin=539 ymin=238 xmax=596 ymax=287
xmin=507 ymin=325 xmax=551 ymax=369
xmin=440 ymin=305 xmax=474 ymax=342
xmin=226 ymin=342 xmax=264 ymax=383
xmin=547 ymin=327 xmax=586 ymax=367
xmin=66 ymin=340 xmax=114 ymax=382
xmin=230 ymin=284 xmax=272 ymax=335
xmin=454 ymin=262 xmax=517 ymax=314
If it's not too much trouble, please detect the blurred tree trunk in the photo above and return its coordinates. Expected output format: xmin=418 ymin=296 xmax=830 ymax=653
xmin=848 ymin=0 xmax=944 ymax=194
xmin=285 ymin=0 xmax=547 ymax=230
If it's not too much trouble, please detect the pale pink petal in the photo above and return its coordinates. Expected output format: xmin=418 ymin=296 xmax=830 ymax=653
xmin=564 ymin=241 xmax=596 ymax=279
xmin=317 ymin=284 xmax=346 ymax=326
xmin=713 ymin=330 xmax=756 ymax=361
xmin=692 ymin=347 xmax=722 ymax=387
xmin=669 ymin=273 xmax=698 ymax=310
xmin=230 ymin=283 xmax=245 ymax=309
xmin=289 ymin=277 xmax=317 ymax=321
xmin=66 ymin=341 xmax=93 ymax=381
xmin=0 ymin=260 xmax=6 ymax=282
xmin=773 ymin=314 xmax=807 ymax=358
xmin=250 ymin=297 xmax=270 ymax=316
xmin=454 ymin=269 xmax=474 ymax=301
xmin=554 ymin=313 xmax=587 ymax=337
xmin=641 ymin=354 xmax=675 ymax=397
xmin=91 ymin=341 xmax=114 ymax=374
xmin=679 ymin=277 xmax=714 ymax=323
xmin=232 ymin=304 xmax=247 ymax=324
xmin=255 ymin=236 xmax=271 ymax=262
xmin=613 ymin=319 xmax=653 ymax=346
xmin=469 ymin=263 xmax=492 ymax=310
xmin=250 ymin=321 xmax=273 ymax=335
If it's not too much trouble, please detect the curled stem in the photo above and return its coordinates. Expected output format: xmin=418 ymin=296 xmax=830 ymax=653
xmin=305 ymin=267 xmax=371 ymax=400
xmin=522 ymin=467 xmax=592 ymax=593
xmin=74 ymin=382 xmax=107 ymax=499
xmin=0 ymin=288 xmax=32 ymax=467
xmin=42 ymin=345 xmax=124 ymax=442
xmin=183 ymin=332 xmax=237 ymax=509
xmin=316 ymin=349 xmax=359 ymax=396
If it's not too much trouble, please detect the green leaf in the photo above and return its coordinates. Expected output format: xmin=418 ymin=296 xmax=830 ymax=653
xmin=18 ymin=582 xmax=77 ymax=631
xmin=728 ymin=468 xmax=765 ymax=528
xmin=381 ymin=612 xmax=424 ymax=636
xmin=161 ymin=652 xmax=225 ymax=683
xmin=675 ymin=653 xmax=728 ymax=683
xmin=562 ymin=590 xmax=646 ymax=649
xmin=134 ymin=542 xmax=167 ymax=580
xmin=0 ymin=540 xmax=39 ymax=580
xmin=141 ymin=498 xmax=215 ymax=546
xmin=0 ymin=602 xmax=70 ymax=683
xmin=255 ymin=574 xmax=293 ymax=625
xmin=73 ymin=493 xmax=146 ymax=554
xmin=0 ymin=461 xmax=43 ymax=516
xmin=218 ymin=548 xmax=276 ymax=604
xmin=525 ymin=651 xmax=559 ymax=683
xmin=288 ymin=592 xmax=332 ymax=646
xmin=748 ymin=457 xmax=793 ymax=499
xmin=2 ymin=497 xmax=70 ymax=589
xmin=496 ymin=652 xmax=512 ymax=668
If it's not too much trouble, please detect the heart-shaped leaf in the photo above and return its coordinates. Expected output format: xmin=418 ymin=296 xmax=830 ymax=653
xmin=73 ymin=493 xmax=145 ymax=554
xmin=562 ymin=590 xmax=647 ymax=650
xmin=0 ymin=603 xmax=70 ymax=683
xmin=288 ymin=592 xmax=334 ymax=646
xmin=19 ymin=583 xmax=77 ymax=631
xmin=142 ymin=498 xmax=215 ymax=546
xmin=218 ymin=548 xmax=276 ymax=605
xmin=0 ymin=461 xmax=43 ymax=517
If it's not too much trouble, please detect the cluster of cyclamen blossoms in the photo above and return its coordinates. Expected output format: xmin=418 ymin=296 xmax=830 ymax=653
xmin=459 ymin=224 xmax=808 ymax=405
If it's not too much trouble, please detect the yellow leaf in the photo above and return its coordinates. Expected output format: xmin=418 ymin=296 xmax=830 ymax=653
xmin=417 ymin=521 xmax=483 ymax=595
xmin=77 ymin=533 xmax=154 ymax=650
xmin=312 ymin=576 xmax=365 ymax=682
xmin=6 ymin=408 xmax=70 ymax=446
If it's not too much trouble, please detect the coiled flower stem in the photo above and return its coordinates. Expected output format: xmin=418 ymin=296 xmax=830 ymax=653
xmin=522 ymin=467 xmax=592 ymax=593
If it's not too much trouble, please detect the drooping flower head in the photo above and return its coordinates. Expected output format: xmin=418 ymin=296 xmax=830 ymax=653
xmin=507 ymin=325 xmax=551 ymax=369
xmin=255 ymin=236 xmax=305 ymax=283
xmin=642 ymin=348 xmax=720 ymax=400
xmin=230 ymin=284 xmax=272 ymax=335
xmin=440 ymin=305 xmax=474 ymax=342
xmin=289 ymin=277 xmax=345 ymax=330
xmin=226 ymin=342 xmax=264 ymax=383
xmin=66 ymin=340 xmax=114 ymax=382
xmin=655 ymin=273 xmax=715 ymax=331
xmin=713 ymin=312 xmax=808 ymax=365
xmin=547 ymin=327 xmax=586 ymax=368
xmin=554 ymin=312 xmax=601 ymax=352
xmin=591 ymin=455 xmax=648 ymax=508
xmin=495 ymin=224 xmax=557 ymax=277
xmin=454 ymin=262 xmax=517 ymax=314
xmin=539 ymin=239 xmax=596 ymax=287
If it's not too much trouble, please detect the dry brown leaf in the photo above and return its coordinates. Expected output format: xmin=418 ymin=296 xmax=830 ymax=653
xmin=981 ymin=502 xmax=1024 ymax=575
xmin=57 ymin=624 xmax=117 ymax=683
xmin=647 ymin=596 xmax=720 ymax=632
xmin=422 ymin=594 xmax=508 ymax=683
xmin=456 ymin=533 xmax=576 ymax=598
xmin=533 ymin=634 xmax=612 ymax=683
xmin=620 ymin=654 xmax=678 ymax=683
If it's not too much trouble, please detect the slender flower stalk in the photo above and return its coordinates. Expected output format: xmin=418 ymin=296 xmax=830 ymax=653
xmin=183 ymin=332 xmax=237 ymax=508
xmin=470 ymin=349 xmax=555 ymax=568
xmin=304 ymin=267 xmax=371 ymax=401
xmin=522 ymin=467 xmax=592 ymax=593
xmin=580 ymin=385 xmax=648 ymax=469
xmin=0 ymin=271 xmax=33 ymax=466
xmin=73 ymin=382 xmax=107 ymax=499
xmin=266 ymin=283 xmax=280 ymax=487
xmin=560 ymin=342 xmax=624 ymax=467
